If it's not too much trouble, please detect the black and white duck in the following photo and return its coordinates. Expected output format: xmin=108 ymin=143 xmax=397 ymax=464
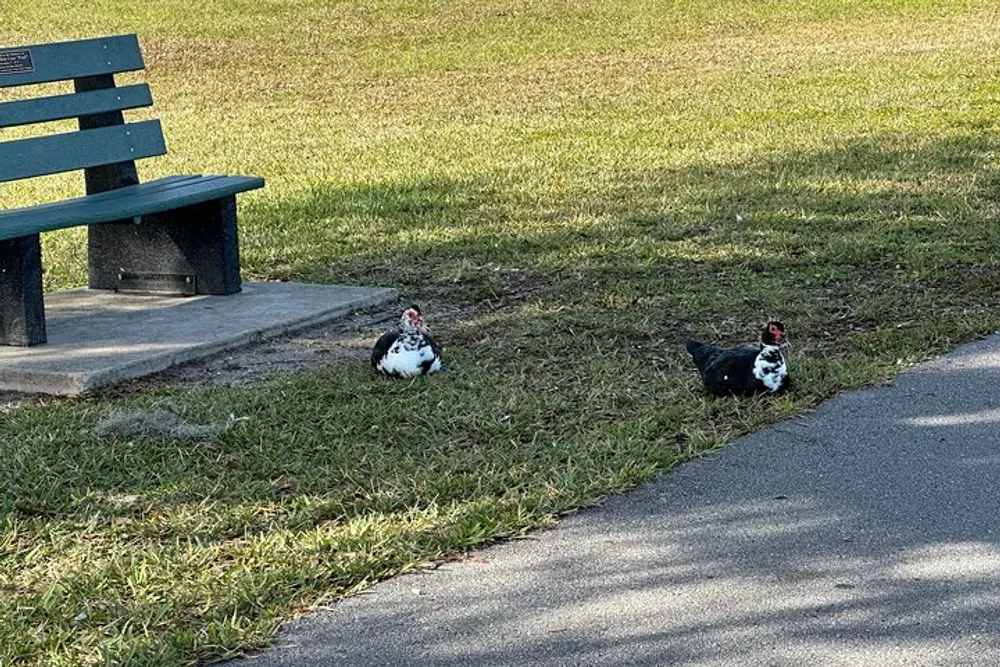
xmin=371 ymin=305 xmax=442 ymax=378
xmin=686 ymin=321 xmax=789 ymax=397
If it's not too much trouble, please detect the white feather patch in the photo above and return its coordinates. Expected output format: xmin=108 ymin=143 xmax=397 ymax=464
xmin=428 ymin=358 xmax=442 ymax=374
xmin=753 ymin=345 xmax=787 ymax=392
xmin=377 ymin=340 xmax=440 ymax=377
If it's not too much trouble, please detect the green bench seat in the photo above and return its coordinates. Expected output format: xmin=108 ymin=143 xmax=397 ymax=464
xmin=0 ymin=175 xmax=264 ymax=240
xmin=0 ymin=34 xmax=265 ymax=346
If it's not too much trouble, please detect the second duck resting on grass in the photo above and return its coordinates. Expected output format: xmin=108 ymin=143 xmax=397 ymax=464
xmin=686 ymin=321 xmax=790 ymax=397
xmin=371 ymin=304 xmax=442 ymax=378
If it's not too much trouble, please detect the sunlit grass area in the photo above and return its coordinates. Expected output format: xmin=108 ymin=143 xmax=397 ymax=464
xmin=1 ymin=1 xmax=1000 ymax=664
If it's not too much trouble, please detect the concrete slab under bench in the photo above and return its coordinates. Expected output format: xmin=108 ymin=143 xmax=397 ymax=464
xmin=0 ymin=281 xmax=397 ymax=395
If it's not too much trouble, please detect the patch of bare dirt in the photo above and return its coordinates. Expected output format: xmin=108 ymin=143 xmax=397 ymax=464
xmin=133 ymin=298 xmax=480 ymax=390
xmin=0 ymin=391 xmax=32 ymax=410
xmin=138 ymin=266 xmax=549 ymax=391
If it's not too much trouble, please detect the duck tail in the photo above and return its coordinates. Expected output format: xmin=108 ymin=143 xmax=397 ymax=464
xmin=686 ymin=339 xmax=721 ymax=377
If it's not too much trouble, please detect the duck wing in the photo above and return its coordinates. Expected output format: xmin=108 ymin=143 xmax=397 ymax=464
xmin=419 ymin=332 xmax=443 ymax=374
xmin=371 ymin=330 xmax=400 ymax=372
xmin=700 ymin=345 xmax=762 ymax=397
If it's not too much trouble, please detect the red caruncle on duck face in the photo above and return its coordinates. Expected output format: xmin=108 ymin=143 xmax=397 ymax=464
xmin=767 ymin=322 xmax=786 ymax=344
xmin=403 ymin=307 xmax=424 ymax=329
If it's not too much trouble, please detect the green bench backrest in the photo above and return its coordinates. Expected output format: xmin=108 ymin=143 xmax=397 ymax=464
xmin=0 ymin=35 xmax=166 ymax=185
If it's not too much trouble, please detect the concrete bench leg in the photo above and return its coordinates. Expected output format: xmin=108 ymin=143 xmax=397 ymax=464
xmin=88 ymin=195 xmax=242 ymax=296
xmin=0 ymin=234 xmax=47 ymax=346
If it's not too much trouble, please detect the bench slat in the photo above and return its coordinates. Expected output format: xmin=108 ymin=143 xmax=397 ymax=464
xmin=60 ymin=176 xmax=261 ymax=223
xmin=0 ymin=175 xmax=265 ymax=241
xmin=0 ymin=84 xmax=153 ymax=129
xmin=8 ymin=175 xmax=206 ymax=222
xmin=0 ymin=120 xmax=166 ymax=183
xmin=0 ymin=35 xmax=144 ymax=88
xmin=1 ymin=175 xmax=200 ymax=217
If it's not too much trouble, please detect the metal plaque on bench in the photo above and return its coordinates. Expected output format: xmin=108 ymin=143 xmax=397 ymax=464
xmin=115 ymin=271 xmax=197 ymax=296
xmin=0 ymin=49 xmax=33 ymax=75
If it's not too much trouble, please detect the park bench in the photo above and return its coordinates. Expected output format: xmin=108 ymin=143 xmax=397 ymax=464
xmin=0 ymin=34 xmax=265 ymax=346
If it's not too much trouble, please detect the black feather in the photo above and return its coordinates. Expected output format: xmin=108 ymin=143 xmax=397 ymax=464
xmin=371 ymin=330 xmax=400 ymax=373
xmin=699 ymin=346 xmax=765 ymax=397
xmin=419 ymin=333 xmax=442 ymax=374
xmin=686 ymin=340 xmax=723 ymax=376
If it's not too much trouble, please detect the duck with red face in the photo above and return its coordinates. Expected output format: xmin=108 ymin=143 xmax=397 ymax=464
xmin=371 ymin=305 xmax=442 ymax=378
xmin=686 ymin=321 xmax=790 ymax=397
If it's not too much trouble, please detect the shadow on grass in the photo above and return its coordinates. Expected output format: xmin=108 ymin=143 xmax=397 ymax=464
xmin=246 ymin=130 xmax=998 ymax=256
xmin=241 ymin=129 xmax=1000 ymax=349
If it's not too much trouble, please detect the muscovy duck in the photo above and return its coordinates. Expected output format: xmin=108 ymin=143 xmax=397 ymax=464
xmin=686 ymin=321 xmax=789 ymax=397
xmin=371 ymin=305 xmax=442 ymax=377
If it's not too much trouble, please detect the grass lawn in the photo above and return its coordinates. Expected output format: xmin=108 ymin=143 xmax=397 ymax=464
xmin=2 ymin=0 xmax=1000 ymax=664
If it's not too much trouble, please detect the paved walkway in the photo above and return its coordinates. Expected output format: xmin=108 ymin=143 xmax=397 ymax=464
xmin=229 ymin=333 xmax=1000 ymax=666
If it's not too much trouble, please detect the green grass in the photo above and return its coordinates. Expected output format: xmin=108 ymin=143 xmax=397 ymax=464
xmin=2 ymin=0 xmax=1000 ymax=664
